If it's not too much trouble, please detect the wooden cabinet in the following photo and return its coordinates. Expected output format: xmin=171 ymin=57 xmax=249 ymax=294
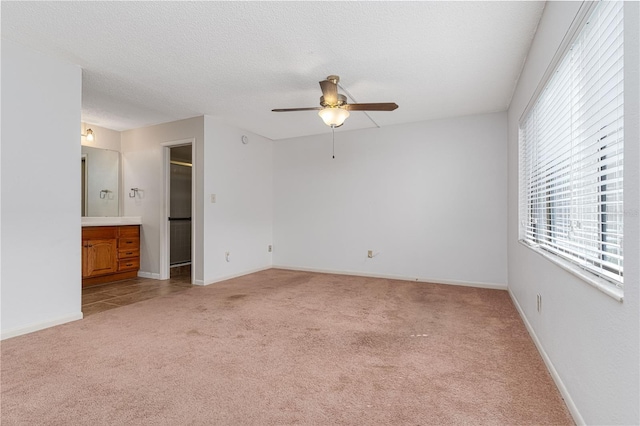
xmin=82 ymin=225 xmax=140 ymax=287
xmin=83 ymin=239 xmax=117 ymax=277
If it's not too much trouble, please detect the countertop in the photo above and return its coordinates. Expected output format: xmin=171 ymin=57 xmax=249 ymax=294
xmin=82 ymin=217 xmax=142 ymax=227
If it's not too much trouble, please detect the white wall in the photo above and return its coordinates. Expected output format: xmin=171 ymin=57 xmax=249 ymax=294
xmin=507 ymin=2 xmax=639 ymax=425
xmin=121 ymin=117 xmax=205 ymax=282
xmin=1 ymin=40 xmax=82 ymax=338
xmin=121 ymin=117 xmax=273 ymax=285
xmin=273 ymin=113 xmax=507 ymax=288
xmin=202 ymin=117 xmax=273 ymax=284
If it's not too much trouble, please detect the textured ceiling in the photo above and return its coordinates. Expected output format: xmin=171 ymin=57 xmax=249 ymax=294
xmin=2 ymin=1 xmax=544 ymax=140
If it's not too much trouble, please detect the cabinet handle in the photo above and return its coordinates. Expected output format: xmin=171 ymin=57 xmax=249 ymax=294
xmin=125 ymin=252 xmax=133 ymax=255
xmin=126 ymin=263 xmax=133 ymax=267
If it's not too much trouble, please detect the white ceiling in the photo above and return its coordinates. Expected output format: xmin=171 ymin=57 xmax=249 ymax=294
xmin=1 ymin=1 xmax=545 ymax=140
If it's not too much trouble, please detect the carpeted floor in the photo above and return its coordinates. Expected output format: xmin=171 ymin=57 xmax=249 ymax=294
xmin=1 ymin=269 xmax=573 ymax=425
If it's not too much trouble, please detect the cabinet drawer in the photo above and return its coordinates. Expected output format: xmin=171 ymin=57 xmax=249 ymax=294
xmin=119 ymin=238 xmax=140 ymax=249
xmin=118 ymin=226 xmax=140 ymax=238
xmin=118 ymin=248 xmax=140 ymax=259
xmin=118 ymin=258 xmax=140 ymax=271
xmin=83 ymin=226 xmax=117 ymax=240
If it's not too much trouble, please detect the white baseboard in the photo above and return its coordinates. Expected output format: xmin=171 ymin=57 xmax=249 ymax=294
xmin=1 ymin=312 xmax=83 ymax=340
xmin=143 ymin=265 xmax=505 ymax=291
xmin=508 ymin=290 xmax=584 ymax=426
xmin=138 ymin=271 xmax=161 ymax=280
xmin=200 ymin=266 xmax=272 ymax=286
xmin=271 ymin=265 xmax=507 ymax=290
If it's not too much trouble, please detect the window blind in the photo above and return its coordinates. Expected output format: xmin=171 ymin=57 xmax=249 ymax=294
xmin=519 ymin=0 xmax=624 ymax=286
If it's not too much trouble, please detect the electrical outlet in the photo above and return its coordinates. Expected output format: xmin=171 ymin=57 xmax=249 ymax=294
xmin=367 ymin=250 xmax=373 ymax=258
xmin=268 ymin=244 xmax=273 ymax=253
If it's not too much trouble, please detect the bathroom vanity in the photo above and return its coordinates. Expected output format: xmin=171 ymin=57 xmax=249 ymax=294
xmin=82 ymin=217 xmax=142 ymax=287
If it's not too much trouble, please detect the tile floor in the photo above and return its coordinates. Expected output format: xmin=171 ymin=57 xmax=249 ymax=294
xmin=82 ymin=266 xmax=193 ymax=317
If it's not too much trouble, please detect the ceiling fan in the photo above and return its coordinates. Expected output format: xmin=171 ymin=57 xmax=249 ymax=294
xmin=272 ymin=75 xmax=398 ymax=128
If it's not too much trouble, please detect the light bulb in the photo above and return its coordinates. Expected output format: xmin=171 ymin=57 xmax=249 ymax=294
xmin=86 ymin=129 xmax=94 ymax=141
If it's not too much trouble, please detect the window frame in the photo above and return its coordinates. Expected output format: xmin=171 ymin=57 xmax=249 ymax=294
xmin=518 ymin=0 xmax=624 ymax=302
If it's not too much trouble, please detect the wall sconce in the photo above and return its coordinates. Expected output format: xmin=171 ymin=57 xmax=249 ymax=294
xmin=81 ymin=128 xmax=94 ymax=141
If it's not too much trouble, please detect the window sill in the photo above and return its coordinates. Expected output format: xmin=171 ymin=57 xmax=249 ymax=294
xmin=518 ymin=240 xmax=624 ymax=302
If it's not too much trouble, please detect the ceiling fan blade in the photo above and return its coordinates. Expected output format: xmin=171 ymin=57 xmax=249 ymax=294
xmin=344 ymin=103 xmax=399 ymax=111
xmin=272 ymin=107 xmax=323 ymax=112
xmin=319 ymin=80 xmax=338 ymax=105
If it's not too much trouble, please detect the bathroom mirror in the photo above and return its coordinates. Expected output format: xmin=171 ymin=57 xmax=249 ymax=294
xmin=81 ymin=146 xmax=120 ymax=217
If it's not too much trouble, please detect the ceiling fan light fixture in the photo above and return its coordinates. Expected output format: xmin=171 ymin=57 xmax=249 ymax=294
xmin=318 ymin=107 xmax=350 ymax=127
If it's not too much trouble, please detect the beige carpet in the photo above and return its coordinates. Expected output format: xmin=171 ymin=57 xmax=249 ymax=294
xmin=1 ymin=269 xmax=572 ymax=425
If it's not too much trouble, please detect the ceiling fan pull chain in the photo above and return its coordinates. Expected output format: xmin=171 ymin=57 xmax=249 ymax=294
xmin=332 ymin=125 xmax=335 ymax=159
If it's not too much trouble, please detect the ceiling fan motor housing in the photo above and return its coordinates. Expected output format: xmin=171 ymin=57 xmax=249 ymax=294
xmin=320 ymin=93 xmax=347 ymax=108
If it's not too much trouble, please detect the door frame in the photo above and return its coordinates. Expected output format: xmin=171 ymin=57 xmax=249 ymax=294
xmin=160 ymin=138 xmax=196 ymax=282
xmin=81 ymin=153 xmax=88 ymax=216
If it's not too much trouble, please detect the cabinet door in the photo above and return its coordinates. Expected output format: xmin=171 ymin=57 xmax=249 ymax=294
xmin=83 ymin=239 xmax=118 ymax=277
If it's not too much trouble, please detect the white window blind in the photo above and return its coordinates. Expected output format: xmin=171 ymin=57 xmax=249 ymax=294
xmin=519 ymin=0 xmax=624 ymax=287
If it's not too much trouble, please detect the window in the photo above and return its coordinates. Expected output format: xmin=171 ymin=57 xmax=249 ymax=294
xmin=519 ymin=1 xmax=624 ymax=289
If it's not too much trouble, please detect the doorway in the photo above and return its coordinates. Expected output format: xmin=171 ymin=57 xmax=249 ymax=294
xmin=168 ymin=145 xmax=192 ymax=278
xmin=161 ymin=139 xmax=196 ymax=283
